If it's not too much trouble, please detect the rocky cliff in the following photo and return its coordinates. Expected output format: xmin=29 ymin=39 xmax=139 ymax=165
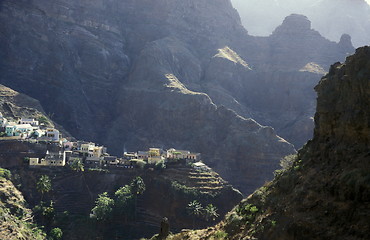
xmin=170 ymin=47 xmax=370 ymax=240
xmin=0 ymin=171 xmax=46 ymax=240
xmin=0 ymin=0 xmax=354 ymax=193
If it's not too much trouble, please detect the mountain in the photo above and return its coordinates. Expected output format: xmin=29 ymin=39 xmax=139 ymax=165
xmin=232 ymin=0 xmax=370 ymax=47
xmin=171 ymin=46 xmax=370 ymax=240
xmin=0 ymin=0 xmax=354 ymax=194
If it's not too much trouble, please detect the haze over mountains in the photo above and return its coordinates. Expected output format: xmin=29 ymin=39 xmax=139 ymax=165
xmin=232 ymin=0 xmax=370 ymax=47
xmin=0 ymin=0 xmax=356 ymax=194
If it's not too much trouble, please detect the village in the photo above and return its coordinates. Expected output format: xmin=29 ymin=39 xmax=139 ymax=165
xmin=0 ymin=112 xmax=205 ymax=170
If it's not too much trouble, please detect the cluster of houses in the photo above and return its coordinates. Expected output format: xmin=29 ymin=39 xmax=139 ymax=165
xmin=0 ymin=112 xmax=204 ymax=170
xmin=29 ymin=144 xmax=202 ymax=170
xmin=0 ymin=112 xmax=60 ymax=142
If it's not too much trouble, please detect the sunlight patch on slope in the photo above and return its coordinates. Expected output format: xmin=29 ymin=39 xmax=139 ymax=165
xmin=299 ymin=62 xmax=326 ymax=74
xmin=164 ymin=74 xmax=200 ymax=95
xmin=214 ymin=46 xmax=252 ymax=69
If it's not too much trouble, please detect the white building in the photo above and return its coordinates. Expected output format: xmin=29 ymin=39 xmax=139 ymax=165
xmin=19 ymin=118 xmax=39 ymax=126
xmin=5 ymin=123 xmax=33 ymax=137
xmin=166 ymin=148 xmax=200 ymax=161
xmin=79 ymin=142 xmax=105 ymax=157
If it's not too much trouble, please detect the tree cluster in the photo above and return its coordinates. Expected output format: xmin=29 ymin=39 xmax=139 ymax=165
xmin=91 ymin=176 xmax=146 ymax=222
xmin=186 ymin=200 xmax=219 ymax=227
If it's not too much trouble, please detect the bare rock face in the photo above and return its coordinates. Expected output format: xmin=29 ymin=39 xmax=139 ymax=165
xmin=173 ymin=46 xmax=370 ymax=240
xmin=0 ymin=0 xmax=354 ymax=194
xmin=314 ymin=46 xmax=370 ymax=149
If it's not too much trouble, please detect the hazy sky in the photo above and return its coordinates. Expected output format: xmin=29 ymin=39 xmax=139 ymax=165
xmin=232 ymin=0 xmax=370 ymax=47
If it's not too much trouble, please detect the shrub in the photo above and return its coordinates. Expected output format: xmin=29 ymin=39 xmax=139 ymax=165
xmin=225 ymin=212 xmax=243 ymax=235
xmin=0 ymin=168 xmax=11 ymax=180
xmin=37 ymin=116 xmax=50 ymax=125
xmin=154 ymin=159 xmax=166 ymax=170
xmin=213 ymin=230 xmax=228 ymax=239
xmin=49 ymin=227 xmax=63 ymax=240
xmin=91 ymin=192 xmax=114 ymax=221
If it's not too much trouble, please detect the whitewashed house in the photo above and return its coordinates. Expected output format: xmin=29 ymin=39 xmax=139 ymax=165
xmin=19 ymin=118 xmax=39 ymax=126
xmin=166 ymin=148 xmax=200 ymax=161
xmin=5 ymin=123 xmax=33 ymax=137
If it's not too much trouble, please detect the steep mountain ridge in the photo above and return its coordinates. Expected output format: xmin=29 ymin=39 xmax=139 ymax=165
xmin=0 ymin=0 xmax=354 ymax=193
xmin=170 ymin=46 xmax=370 ymax=240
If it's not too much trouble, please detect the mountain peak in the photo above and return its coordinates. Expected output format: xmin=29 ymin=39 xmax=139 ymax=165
xmin=272 ymin=14 xmax=312 ymax=35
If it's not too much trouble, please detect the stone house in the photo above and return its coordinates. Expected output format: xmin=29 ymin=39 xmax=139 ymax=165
xmin=46 ymin=128 xmax=60 ymax=141
xmin=29 ymin=151 xmax=66 ymax=167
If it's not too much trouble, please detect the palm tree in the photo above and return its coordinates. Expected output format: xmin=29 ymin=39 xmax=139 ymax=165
xmin=130 ymin=176 xmax=146 ymax=221
xmin=204 ymin=204 xmax=219 ymax=222
xmin=70 ymin=159 xmax=84 ymax=172
xmin=70 ymin=160 xmax=93 ymax=202
xmin=36 ymin=175 xmax=51 ymax=201
xmin=186 ymin=200 xmax=203 ymax=228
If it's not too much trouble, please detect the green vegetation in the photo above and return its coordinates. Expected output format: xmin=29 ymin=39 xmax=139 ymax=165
xmin=154 ymin=159 xmax=166 ymax=170
xmin=0 ymin=172 xmax=47 ymax=239
xmin=88 ymin=168 xmax=109 ymax=173
xmin=274 ymin=154 xmax=301 ymax=177
xmin=70 ymin=160 xmax=84 ymax=172
xmin=37 ymin=115 xmax=50 ymax=125
xmin=187 ymin=200 xmax=203 ymax=217
xmin=24 ymin=157 xmax=30 ymax=164
xmin=171 ymin=181 xmax=200 ymax=197
xmin=280 ymin=154 xmax=297 ymax=170
xmin=90 ymin=177 xmax=146 ymax=223
xmin=204 ymin=204 xmax=219 ymax=222
xmin=236 ymin=203 xmax=259 ymax=222
xmin=37 ymin=175 xmax=52 ymax=201
xmin=270 ymin=220 xmax=277 ymax=227
xmin=91 ymin=192 xmax=114 ymax=221
xmin=115 ymin=185 xmax=135 ymax=221
xmin=130 ymin=159 xmax=147 ymax=169
xmin=49 ymin=228 xmax=63 ymax=240
xmin=187 ymin=200 xmax=203 ymax=228
xmin=0 ymin=167 xmax=11 ymax=180
xmin=33 ymin=201 xmax=55 ymax=228
xmin=213 ymin=230 xmax=228 ymax=239
xmin=131 ymin=176 xmax=146 ymax=195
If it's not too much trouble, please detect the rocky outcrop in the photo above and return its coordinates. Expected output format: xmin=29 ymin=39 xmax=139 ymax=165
xmin=314 ymin=47 xmax=370 ymax=149
xmin=173 ymin=47 xmax=370 ymax=240
xmin=0 ymin=174 xmax=46 ymax=239
xmin=0 ymin=84 xmax=48 ymax=122
xmin=0 ymin=0 xmax=354 ymax=194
